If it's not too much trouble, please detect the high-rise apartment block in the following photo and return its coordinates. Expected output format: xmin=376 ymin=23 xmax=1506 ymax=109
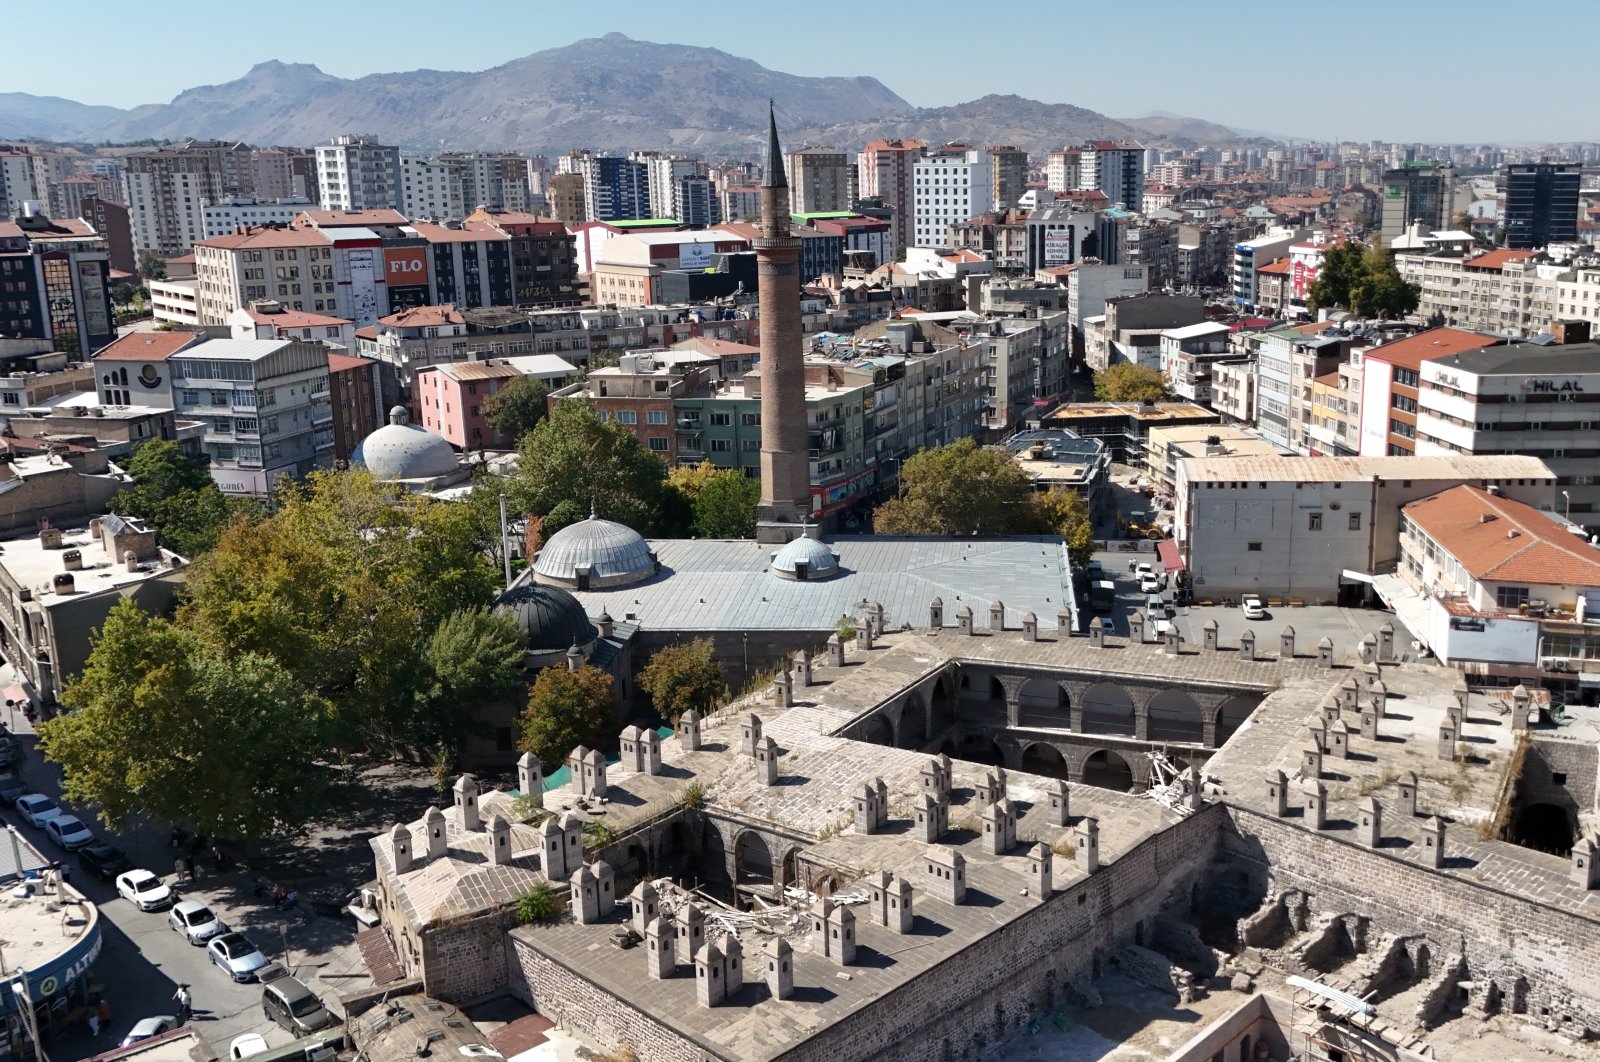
xmin=400 ymin=157 xmax=464 ymax=221
xmin=546 ymin=173 xmax=586 ymax=226
xmin=442 ymin=153 xmax=531 ymax=213
xmin=1503 ymin=162 xmax=1579 ymax=250
xmin=1045 ymin=148 xmax=1082 ymax=193
xmin=785 ymin=148 xmax=851 ymax=215
xmin=988 ymin=146 xmax=1028 ymax=210
xmin=0 ymin=148 xmax=39 ymax=220
xmin=1083 ymin=141 xmax=1144 ymax=210
xmin=642 ymin=155 xmax=700 ymax=220
xmin=1380 ymin=163 xmax=1451 ymax=246
xmin=124 ymin=140 xmax=255 ymax=257
xmin=0 ymin=207 xmax=116 ymax=355
xmin=912 ymin=147 xmax=993 ymax=248
xmin=316 ymin=135 xmax=402 ymax=212
xmin=575 ymin=155 xmax=648 ymax=223
xmin=857 ymin=139 xmax=925 ymax=250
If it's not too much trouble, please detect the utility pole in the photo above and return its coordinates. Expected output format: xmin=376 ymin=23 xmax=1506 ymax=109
xmin=498 ymin=493 xmax=513 ymax=590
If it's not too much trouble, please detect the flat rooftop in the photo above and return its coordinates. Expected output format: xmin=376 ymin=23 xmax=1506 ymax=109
xmin=568 ymin=536 xmax=1072 ymax=632
xmin=0 ymin=524 xmax=179 ymax=605
xmin=1178 ymin=454 xmax=1555 ymax=485
xmin=1431 ymin=340 xmax=1600 ymax=377
xmin=0 ymin=874 xmax=97 ymax=977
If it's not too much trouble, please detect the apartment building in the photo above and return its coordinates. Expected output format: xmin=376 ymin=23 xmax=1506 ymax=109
xmin=1043 ymin=148 xmax=1082 ymax=193
xmin=1416 ymin=338 xmax=1600 ymax=523
xmin=965 ymin=312 xmax=1070 ymax=435
xmin=785 ymin=149 xmax=851 ymax=215
xmin=546 ymin=172 xmax=586 ymax=226
xmin=988 ymin=147 xmax=1028 ymax=210
xmin=316 ymin=135 xmax=402 ymax=211
xmin=1209 ymin=356 xmax=1257 ymax=425
xmin=1024 ymin=208 xmax=1103 ymax=276
xmin=228 ymin=300 xmax=355 ymax=349
xmin=857 ymin=139 xmax=925 ymax=249
xmin=0 ymin=148 xmax=39 ymax=220
xmin=193 ymin=226 xmax=340 ymax=325
xmin=1231 ymin=228 xmax=1303 ymax=308
xmin=912 ymin=147 xmax=993 ymax=249
xmin=124 ymin=141 xmax=255 ymax=256
xmin=442 ymin=153 xmax=531 ymax=213
xmin=416 ymin=359 xmax=534 ymax=451
xmin=1380 ymin=163 xmax=1451 ymax=245
xmin=575 ymin=155 xmax=648 ymax=223
xmin=327 ymin=352 xmax=382 ymax=463
xmin=1082 ymin=141 xmax=1144 ymax=211
xmin=401 ymin=157 xmax=465 ymax=221
xmin=1306 ymin=361 xmax=1361 ymax=457
xmin=1158 ymin=322 xmax=1232 ymax=405
xmin=1083 ymin=292 xmax=1204 ymax=373
xmin=1356 ymin=327 xmax=1498 ymax=457
xmin=1250 ymin=324 xmax=1350 ymax=453
xmin=200 ymin=196 xmax=315 ymax=237
xmin=168 ymin=338 xmax=334 ymax=495
xmin=0 ymin=211 xmax=115 ymax=356
xmin=1503 ymin=162 xmax=1580 ymax=250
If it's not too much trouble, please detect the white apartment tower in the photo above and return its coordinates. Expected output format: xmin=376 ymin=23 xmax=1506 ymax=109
xmin=785 ymin=148 xmax=851 ymax=215
xmin=400 ymin=157 xmax=465 ymax=221
xmin=912 ymin=147 xmax=993 ymax=248
xmin=1082 ymin=141 xmax=1145 ymax=210
xmin=643 ymin=156 xmax=701 ymax=220
xmin=316 ymin=135 xmax=402 ymax=211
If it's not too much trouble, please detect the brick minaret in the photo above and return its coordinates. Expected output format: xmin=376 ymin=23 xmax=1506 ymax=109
xmin=754 ymin=104 xmax=811 ymax=543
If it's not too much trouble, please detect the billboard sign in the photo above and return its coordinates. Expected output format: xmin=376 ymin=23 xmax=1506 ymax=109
xmin=385 ymin=247 xmax=429 ymax=286
xmin=1043 ymin=230 xmax=1074 ymax=266
xmin=679 ymin=242 xmax=716 ymax=271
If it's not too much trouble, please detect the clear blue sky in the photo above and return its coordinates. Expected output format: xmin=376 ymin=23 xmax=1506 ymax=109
xmin=2 ymin=0 xmax=1586 ymax=144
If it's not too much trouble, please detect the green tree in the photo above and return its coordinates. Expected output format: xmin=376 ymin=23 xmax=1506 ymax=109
xmin=509 ymin=399 xmax=670 ymax=534
xmin=38 ymin=600 xmax=332 ymax=843
xmin=1092 ymin=362 xmax=1168 ymax=403
xmin=111 ymin=439 xmax=253 ymax=558
xmin=873 ymin=438 xmax=1040 ymax=536
xmin=1306 ymin=242 xmax=1365 ymax=314
xmin=1348 ymin=244 xmax=1420 ymax=319
xmin=137 ymin=250 xmax=167 ymax=281
xmin=1037 ymin=488 xmax=1095 ymax=567
xmin=480 ymin=374 xmax=550 ymax=445
xmin=408 ymin=607 xmax=527 ymax=747
xmin=519 ymin=664 xmax=619 ymax=769
xmin=638 ymin=639 xmax=725 ymax=724
xmin=688 ymin=469 xmax=758 ymax=538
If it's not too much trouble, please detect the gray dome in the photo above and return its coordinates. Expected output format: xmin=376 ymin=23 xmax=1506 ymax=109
xmin=771 ymin=536 xmax=840 ymax=581
xmin=533 ymin=516 xmax=656 ymax=589
xmin=494 ymin=582 xmax=596 ymax=653
xmin=353 ymin=407 xmax=459 ymax=482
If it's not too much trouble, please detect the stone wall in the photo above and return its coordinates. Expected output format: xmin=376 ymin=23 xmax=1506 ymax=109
xmin=1220 ymin=807 xmax=1600 ymax=1035
xmin=1523 ymin=737 xmax=1598 ymax=822
xmin=419 ymin=908 xmax=520 ymax=1004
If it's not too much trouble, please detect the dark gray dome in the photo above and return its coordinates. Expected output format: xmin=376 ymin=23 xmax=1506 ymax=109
xmin=533 ymin=515 xmax=656 ymax=588
xmin=352 ymin=407 xmax=459 ymax=481
xmin=494 ymin=583 xmax=596 ymax=653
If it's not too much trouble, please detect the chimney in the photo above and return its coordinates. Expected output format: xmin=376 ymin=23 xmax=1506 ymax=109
xmin=387 ymin=823 xmax=412 ymax=873
xmin=123 ymin=550 xmax=140 ymax=573
xmin=62 ymin=549 xmax=82 ymax=572
xmin=422 ymin=806 xmax=447 ymax=862
xmin=487 ymin=814 xmax=511 ymax=865
xmin=453 ymin=774 xmax=480 ymax=831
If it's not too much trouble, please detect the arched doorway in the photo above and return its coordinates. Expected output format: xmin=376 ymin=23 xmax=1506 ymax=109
xmin=929 ymin=678 xmax=954 ymax=735
xmin=1510 ymin=802 xmax=1577 ymax=856
xmin=956 ymin=733 xmax=1005 ymax=766
xmin=1021 ymin=742 xmax=1069 ymax=780
xmin=1147 ymin=690 xmax=1204 ymax=744
xmin=699 ymin=821 xmax=730 ymax=896
xmin=1082 ymin=749 xmax=1136 ymax=792
xmin=1018 ymin=678 xmax=1069 ymax=729
xmin=858 ymin=713 xmax=893 ymax=747
xmin=734 ymin=831 xmax=774 ymax=889
xmin=1081 ymin=683 xmax=1136 ymax=736
xmin=1215 ymin=695 xmax=1260 ymax=747
xmin=897 ymin=692 xmax=927 ymax=749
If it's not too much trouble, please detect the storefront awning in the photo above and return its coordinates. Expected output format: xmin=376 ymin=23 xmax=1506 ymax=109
xmin=1 ymin=685 xmax=26 ymax=707
xmin=1156 ymin=539 xmax=1186 ymax=573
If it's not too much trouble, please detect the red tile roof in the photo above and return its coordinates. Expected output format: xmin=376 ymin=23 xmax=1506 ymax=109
xmin=1463 ymin=248 xmax=1534 ymax=272
xmin=1255 ymin=259 xmax=1293 ymax=275
xmin=327 ymin=353 xmax=370 ymax=372
xmin=1362 ymin=327 xmax=1499 ymax=372
xmin=197 ymin=227 xmax=330 ymax=250
xmin=378 ymin=304 xmax=464 ymax=328
xmin=248 ymin=308 xmax=351 ymax=329
xmin=1404 ymin=485 xmax=1600 ymax=586
xmin=92 ymin=332 xmax=203 ymax=362
xmin=410 ymin=221 xmax=505 ymax=244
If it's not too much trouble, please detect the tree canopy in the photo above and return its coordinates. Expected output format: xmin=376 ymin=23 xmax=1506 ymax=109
xmin=668 ymin=461 xmax=758 ymax=538
xmin=873 ymin=438 xmax=1042 ymax=536
xmin=480 ymin=374 xmax=549 ymax=445
xmin=508 ymin=399 xmax=676 ymax=534
xmin=110 ymin=439 xmax=254 ymax=558
xmin=1093 ymin=362 xmax=1169 ymax=403
xmin=1307 ymin=241 xmax=1420 ymax=319
xmin=1036 ymin=488 xmax=1095 ymax=567
xmin=638 ymin=639 xmax=725 ymax=724
xmin=519 ymin=663 xmax=619 ymax=769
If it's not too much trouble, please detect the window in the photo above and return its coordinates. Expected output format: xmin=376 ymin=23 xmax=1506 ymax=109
xmin=710 ymin=412 xmax=731 ymax=426
xmin=1308 ymin=512 xmax=1322 ymax=531
xmin=1247 ymin=542 xmax=1263 ymax=552
xmin=1349 ymin=512 xmax=1362 ymax=531
xmin=647 ymin=410 xmax=668 ymax=425
xmin=617 ymin=410 xmax=637 ymax=425
xmin=741 ymin=412 xmax=761 ymax=427
xmin=647 ymin=437 xmax=668 ymax=451
xmin=1495 ymin=586 xmax=1530 ymax=609
xmin=710 ymin=439 xmax=731 ymax=452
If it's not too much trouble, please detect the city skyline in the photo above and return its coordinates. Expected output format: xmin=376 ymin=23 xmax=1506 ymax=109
xmin=0 ymin=0 xmax=1590 ymax=146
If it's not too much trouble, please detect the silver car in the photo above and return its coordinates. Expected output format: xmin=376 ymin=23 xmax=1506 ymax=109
xmin=169 ymin=899 xmax=227 ymax=945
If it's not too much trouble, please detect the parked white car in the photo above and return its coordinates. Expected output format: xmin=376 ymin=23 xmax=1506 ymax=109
xmin=1241 ymin=594 xmax=1269 ymax=620
xmin=14 ymin=794 xmax=62 ymax=828
xmin=169 ymin=899 xmax=227 ymax=945
xmin=120 ymin=1016 xmax=177 ymax=1048
xmin=116 ymin=869 xmax=173 ymax=911
xmin=43 ymin=814 xmax=93 ymax=850
xmin=229 ymin=1033 xmax=270 ymax=1061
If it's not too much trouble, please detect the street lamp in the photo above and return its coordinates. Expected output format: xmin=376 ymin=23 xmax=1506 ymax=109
xmin=1562 ymin=490 xmax=1572 ymax=521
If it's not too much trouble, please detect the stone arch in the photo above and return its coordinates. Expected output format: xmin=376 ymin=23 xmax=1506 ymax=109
xmin=1017 ymin=677 xmax=1069 ymax=729
xmin=1081 ymin=748 xmax=1136 ymax=792
xmin=700 ymin=820 xmax=731 ymax=896
xmin=857 ymin=713 xmax=894 ymax=748
xmin=1081 ymin=683 xmax=1136 ymax=737
xmin=1147 ymin=690 xmax=1205 ymax=744
xmin=929 ymin=676 xmax=955 ymax=735
xmin=656 ymin=818 xmax=693 ymax=879
xmin=1021 ymin=741 xmax=1069 ymax=780
xmin=1510 ymin=801 xmax=1578 ymax=856
xmin=780 ymin=846 xmax=801 ymax=890
xmin=897 ymin=691 xmax=928 ymax=749
xmin=989 ymin=676 xmax=1006 ymax=701
xmin=734 ymin=830 xmax=774 ymax=888
xmin=1215 ymin=695 xmax=1260 ymax=747
xmin=956 ymin=733 xmax=1005 ymax=766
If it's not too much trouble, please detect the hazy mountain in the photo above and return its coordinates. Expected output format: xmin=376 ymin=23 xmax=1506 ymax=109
xmin=0 ymin=92 xmax=124 ymax=141
xmin=0 ymin=37 xmax=1265 ymax=154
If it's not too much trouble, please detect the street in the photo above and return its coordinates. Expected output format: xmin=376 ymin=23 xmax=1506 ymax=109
xmin=0 ymin=685 xmax=386 ymax=1061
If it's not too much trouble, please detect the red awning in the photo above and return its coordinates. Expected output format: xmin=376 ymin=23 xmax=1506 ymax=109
xmin=1156 ymin=539 xmax=1186 ymax=573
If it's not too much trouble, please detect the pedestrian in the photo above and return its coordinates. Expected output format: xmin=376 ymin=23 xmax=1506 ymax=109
xmin=173 ymin=984 xmax=192 ymax=1024
xmin=97 ymin=998 xmax=110 ymax=1029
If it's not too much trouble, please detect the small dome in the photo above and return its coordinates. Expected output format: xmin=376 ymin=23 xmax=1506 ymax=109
xmin=352 ymin=407 xmax=459 ymax=482
xmin=770 ymin=536 xmax=840 ymax=581
xmin=494 ymin=582 xmax=596 ymax=653
xmin=533 ymin=515 xmax=656 ymax=589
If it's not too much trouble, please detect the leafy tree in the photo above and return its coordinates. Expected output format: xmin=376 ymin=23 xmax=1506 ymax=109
xmin=1036 ymin=488 xmax=1095 ymax=567
xmin=638 ymin=639 xmax=725 ymax=724
xmin=480 ymin=374 xmax=549 ymax=444
xmin=509 ymin=399 xmax=670 ymax=534
xmin=873 ymin=438 xmax=1040 ymax=536
xmin=1092 ymin=363 xmax=1168 ymax=403
xmin=665 ymin=460 xmax=728 ymax=501
xmin=136 ymin=250 xmax=167 ymax=281
xmin=519 ymin=663 xmax=619 ymax=769
xmin=408 ymin=607 xmax=527 ymax=746
xmin=111 ymin=439 xmax=254 ymax=558
xmin=1349 ymin=244 xmax=1420 ymax=319
xmin=38 ymin=600 xmax=332 ymax=843
xmin=1306 ymin=242 xmax=1365 ymax=314
xmin=685 ymin=467 xmax=758 ymax=538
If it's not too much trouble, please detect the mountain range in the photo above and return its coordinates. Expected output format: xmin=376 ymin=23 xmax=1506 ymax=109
xmin=0 ymin=34 xmax=1264 ymax=154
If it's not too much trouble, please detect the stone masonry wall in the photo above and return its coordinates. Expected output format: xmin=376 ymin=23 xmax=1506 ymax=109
xmin=420 ymin=908 xmax=520 ymax=1004
xmin=1220 ymin=807 xmax=1600 ymax=1033
xmin=507 ymin=934 xmax=709 ymax=1062
xmin=1523 ymin=737 xmax=1598 ymax=822
xmin=772 ymin=806 xmax=1225 ymax=1062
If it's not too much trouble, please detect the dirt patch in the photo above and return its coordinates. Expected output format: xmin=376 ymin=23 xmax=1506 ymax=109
xmin=985 ymin=973 xmax=1249 ymax=1061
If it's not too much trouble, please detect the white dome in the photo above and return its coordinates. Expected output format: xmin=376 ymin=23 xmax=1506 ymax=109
xmin=771 ymin=536 xmax=840 ymax=580
xmin=533 ymin=515 xmax=656 ymax=589
xmin=353 ymin=407 xmax=460 ymax=482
